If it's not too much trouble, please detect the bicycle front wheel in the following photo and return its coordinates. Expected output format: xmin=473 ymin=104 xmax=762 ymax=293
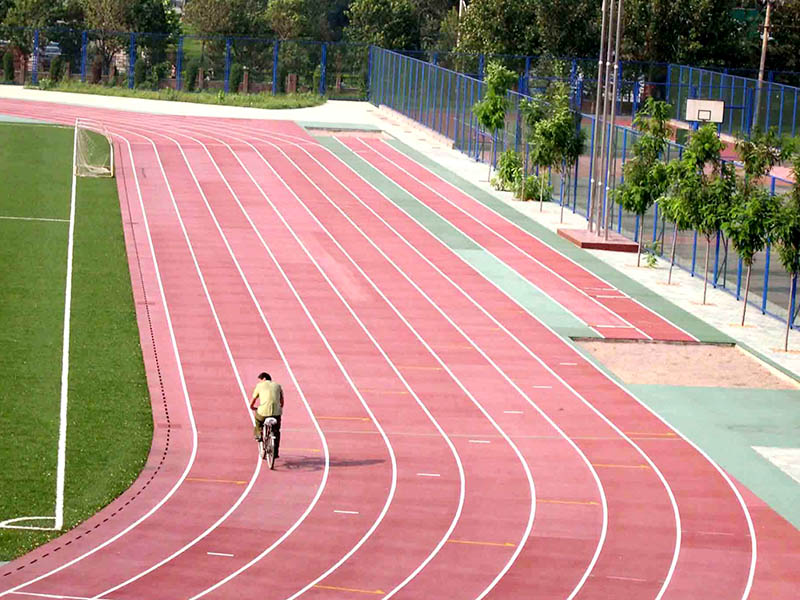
xmin=265 ymin=435 xmax=275 ymax=470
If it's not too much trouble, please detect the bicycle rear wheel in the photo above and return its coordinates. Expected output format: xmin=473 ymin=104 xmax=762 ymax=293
xmin=265 ymin=434 xmax=275 ymax=470
xmin=259 ymin=423 xmax=269 ymax=460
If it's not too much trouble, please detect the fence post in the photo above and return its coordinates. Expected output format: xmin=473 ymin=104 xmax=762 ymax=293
xmin=80 ymin=30 xmax=88 ymax=83
xmin=32 ymin=29 xmax=39 ymax=85
xmin=736 ymin=257 xmax=743 ymax=300
xmin=691 ymin=231 xmax=698 ymax=276
xmin=365 ymin=45 xmax=372 ymax=101
xmin=791 ymin=276 xmax=798 ymax=328
xmin=666 ymin=63 xmax=672 ymax=102
xmin=176 ymin=36 xmax=184 ymax=91
xmin=765 ymin=78 xmax=773 ymax=130
xmin=128 ymin=33 xmax=136 ymax=89
xmin=224 ymin=37 xmax=231 ymax=93
xmin=272 ymin=40 xmax=280 ymax=95
xmin=432 ymin=52 xmax=438 ymax=66
xmin=478 ymin=53 xmax=485 ymax=80
xmin=319 ymin=42 xmax=327 ymax=96
xmin=712 ymin=230 xmax=721 ymax=287
xmin=523 ymin=56 xmax=531 ymax=95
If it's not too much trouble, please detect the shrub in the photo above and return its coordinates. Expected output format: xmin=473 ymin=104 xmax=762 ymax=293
xmin=133 ymin=58 xmax=147 ymax=87
xmin=229 ymin=63 xmax=243 ymax=93
xmin=3 ymin=51 xmax=14 ymax=82
xmin=148 ymin=62 xmax=169 ymax=90
xmin=49 ymin=55 xmax=64 ymax=82
xmin=491 ymin=150 xmax=522 ymax=191
xmin=514 ymin=173 xmax=553 ymax=202
xmin=185 ymin=59 xmax=200 ymax=92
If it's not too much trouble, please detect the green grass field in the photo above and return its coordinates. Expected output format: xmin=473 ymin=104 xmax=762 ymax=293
xmin=0 ymin=123 xmax=152 ymax=560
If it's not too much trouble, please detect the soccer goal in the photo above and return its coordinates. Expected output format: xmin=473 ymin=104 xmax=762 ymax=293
xmin=74 ymin=118 xmax=114 ymax=178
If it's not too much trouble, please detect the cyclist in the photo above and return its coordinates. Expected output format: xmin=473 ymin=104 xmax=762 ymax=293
xmin=250 ymin=372 xmax=283 ymax=458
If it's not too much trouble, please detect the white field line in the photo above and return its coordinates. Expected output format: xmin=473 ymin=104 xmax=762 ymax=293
xmin=192 ymin=125 xmax=540 ymax=600
xmin=0 ymin=517 xmax=57 ymax=531
xmin=87 ymin=127 xmax=273 ymax=600
xmin=367 ymin=135 xmax=702 ymax=343
xmin=0 ymin=131 xmax=201 ymax=599
xmin=155 ymin=124 xmax=465 ymax=600
xmin=0 ymin=216 xmax=69 ymax=223
xmin=54 ymin=121 xmax=80 ymax=531
xmin=306 ymin=134 xmax=758 ymax=600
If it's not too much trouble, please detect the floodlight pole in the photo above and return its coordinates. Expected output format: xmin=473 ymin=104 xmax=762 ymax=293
xmin=604 ymin=0 xmax=625 ymax=240
xmin=594 ymin=0 xmax=617 ymax=237
xmin=753 ymin=0 xmax=775 ymax=132
xmin=587 ymin=0 xmax=609 ymax=232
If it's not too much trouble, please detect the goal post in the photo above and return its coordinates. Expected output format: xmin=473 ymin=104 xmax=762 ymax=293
xmin=74 ymin=118 xmax=114 ymax=178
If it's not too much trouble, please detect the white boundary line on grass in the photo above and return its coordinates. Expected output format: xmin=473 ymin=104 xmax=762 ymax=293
xmin=0 ymin=216 xmax=69 ymax=223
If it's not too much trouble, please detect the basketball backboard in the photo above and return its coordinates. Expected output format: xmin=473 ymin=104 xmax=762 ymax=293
xmin=686 ymin=99 xmax=725 ymax=123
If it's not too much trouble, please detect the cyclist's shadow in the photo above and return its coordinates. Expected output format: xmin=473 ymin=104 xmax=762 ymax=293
xmin=278 ymin=456 xmax=385 ymax=472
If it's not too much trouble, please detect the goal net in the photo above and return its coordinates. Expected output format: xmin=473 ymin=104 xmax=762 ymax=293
xmin=74 ymin=119 xmax=114 ymax=178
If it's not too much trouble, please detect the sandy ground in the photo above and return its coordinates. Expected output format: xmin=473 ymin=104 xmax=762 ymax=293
xmin=579 ymin=340 xmax=799 ymax=389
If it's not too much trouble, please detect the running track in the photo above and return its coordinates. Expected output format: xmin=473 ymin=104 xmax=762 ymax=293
xmin=0 ymin=99 xmax=798 ymax=599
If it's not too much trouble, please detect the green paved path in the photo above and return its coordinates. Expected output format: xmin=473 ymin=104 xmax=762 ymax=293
xmin=317 ymin=131 xmax=800 ymax=530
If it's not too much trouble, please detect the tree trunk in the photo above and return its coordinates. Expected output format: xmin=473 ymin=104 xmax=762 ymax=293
xmin=539 ymin=174 xmax=545 ymax=211
xmin=786 ymin=275 xmax=796 ymax=351
xmin=741 ymin=263 xmax=752 ymax=326
xmin=637 ymin=230 xmax=643 ymax=267
xmin=487 ymin=136 xmax=494 ymax=182
xmin=561 ymin=170 xmax=568 ymax=222
xmin=668 ymin=224 xmax=678 ymax=284
xmin=703 ymin=235 xmax=711 ymax=304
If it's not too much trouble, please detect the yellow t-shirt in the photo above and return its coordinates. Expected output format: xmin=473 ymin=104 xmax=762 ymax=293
xmin=252 ymin=380 xmax=283 ymax=418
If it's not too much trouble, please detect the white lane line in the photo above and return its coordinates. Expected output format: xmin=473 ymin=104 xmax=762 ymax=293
xmin=595 ymin=324 xmax=635 ymax=328
xmin=503 ymin=410 xmax=524 ymax=414
xmin=417 ymin=473 xmax=441 ymax=477
xmin=559 ymin=362 xmax=578 ymax=366
xmin=207 ymin=552 xmax=235 ymax=557
xmin=468 ymin=440 xmax=491 ymax=444
xmin=154 ymin=125 xmax=461 ymax=600
xmin=333 ymin=510 xmax=360 ymax=515
xmin=88 ymin=127 xmax=269 ymax=600
xmin=594 ymin=295 xmax=628 ymax=299
xmin=0 ymin=130 xmax=201 ymax=600
xmin=352 ymin=136 xmax=652 ymax=340
xmin=0 ymin=215 xmax=69 ymax=222
xmin=218 ymin=128 xmax=536 ymax=600
xmin=10 ymin=592 xmax=112 ymax=600
xmin=531 ymin=385 xmax=553 ymax=389
xmin=605 ymin=575 xmax=648 ymax=582
xmin=90 ymin=125 xmax=331 ymax=600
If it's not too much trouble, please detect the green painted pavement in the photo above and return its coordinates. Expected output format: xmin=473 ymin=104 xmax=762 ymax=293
xmin=317 ymin=135 xmax=598 ymax=339
xmin=299 ymin=121 xmax=381 ymax=131
xmin=0 ymin=114 xmax=51 ymax=124
xmin=385 ymin=138 xmax=731 ymax=344
xmin=628 ymin=384 xmax=800 ymax=529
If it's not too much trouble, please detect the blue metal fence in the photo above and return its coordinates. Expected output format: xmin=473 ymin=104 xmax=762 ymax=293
xmin=369 ymin=46 xmax=798 ymax=327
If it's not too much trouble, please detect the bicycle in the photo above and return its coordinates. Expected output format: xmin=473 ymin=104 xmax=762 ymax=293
xmin=258 ymin=417 xmax=278 ymax=469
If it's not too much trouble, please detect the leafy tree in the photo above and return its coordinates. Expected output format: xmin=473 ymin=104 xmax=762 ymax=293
xmin=456 ymin=0 xmax=540 ymax=56
xmin=472 ymin=61 xmax=517 ymax=180
xmin=82 ymin=0 xmax=128 ymax=77
xmin=409 ymin=0 xmax=456 ymax=50
xmin=614 ymin=97 xmax=672 ymax=266
xmin=127 ymin=0 xmax=179 ymax=65
xmin=183 ymin=0 xmax=237 ymax=36
xmin=664 ymin=123 xmax=734 ymax=303
xmin=344 ymin=0 xmax=420 ymax=50
xmin=267 ymin=0 xmax=306 ymax=40
xmin=770 ymin=152 xmax=800 ymax=350
xmin=724 ymin=129 xmax=793 ymax=325
xmin=767 ymin=0 xmax=800 ymax=73
xmin=433 ymin=6 xmax=459 ymax=52
xmin=535 ymin=0 xmax=600 ymax=58
xmin=2 ymin=0 xmax=59 ymax=57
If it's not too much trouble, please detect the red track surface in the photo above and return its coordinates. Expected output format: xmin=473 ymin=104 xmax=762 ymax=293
xmin=0 ymin=99 xmax=798 ymax=599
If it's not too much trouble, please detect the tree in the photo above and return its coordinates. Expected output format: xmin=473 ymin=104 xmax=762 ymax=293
xmin=664 ymin=123 xmax=734 ymax=303
xmin=770 ymin=152 xmax=800 ymax=350
xmin=2 ymin=0 xmax=60 ymax=56
xmin=82 ymin=0 xmax=128 ymax=77
xmin=614 ymin=97 xmax=672 ymax=266
xmin=127 ymin=0 xmax=180 ymax=65
xmin=472 ymin=61 xmax=517 ymax=180
xmin=344 ymin=0 xmax=421 ymax=50
xmin=767 ymin=0 xmax=800 ymax=73
xmin=456 ymin=0 xmax=540 ymax=56
xmin=724 ymin=129 xmax=793 ymax=325
xmin=183 ymin=0 xmax=237 ymax=36
xmin=266 ymin=0 xmax=306 ymax=40
xmin=535 ymin=0 xmax=600 ymax=58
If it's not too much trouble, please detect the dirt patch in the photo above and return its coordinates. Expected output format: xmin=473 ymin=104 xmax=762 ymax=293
xmin=578 ymin=340 xmax=799 ymax=390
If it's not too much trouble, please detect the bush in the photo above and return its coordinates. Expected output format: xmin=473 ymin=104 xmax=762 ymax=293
xmin=229 ymin=63 xmax=243 ymax=93
xmin=185 ymin=59 xmax=200 ymax=92
xmin=134 ymin=58 xmax=147 ymax=87
xmin=3 ymin=51 xmax=14 ymax=82
xmin=514 ymin=173 xmax=553 ymax=202
xmin=491 ymin=150 xmax=522 ymax=191
xmin=148 ymin=62 xmax=169 ymax=90
xmin=49 ymin=55 xmax=64 ymax=83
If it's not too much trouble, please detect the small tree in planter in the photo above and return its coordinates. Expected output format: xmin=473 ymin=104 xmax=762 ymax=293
xmin=770 ymin=152 xmax=800 ymax=351
xmin=664 ymin=124 xmax=733 ymax=303
xmin=613 ymin=97 xmax=672 ymax=266
xmin=473 ymin=61 xmax=517 ymax=181
xmin=724 ymin=129 xmax=792 ymax=325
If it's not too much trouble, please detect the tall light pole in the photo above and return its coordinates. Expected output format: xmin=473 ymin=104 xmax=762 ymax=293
xmin=753 ymin=0 xmax=778 ymax=132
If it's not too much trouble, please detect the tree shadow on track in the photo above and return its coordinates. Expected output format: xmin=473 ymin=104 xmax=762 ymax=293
xmin=277 ymin=457 xmax=386 ymax=472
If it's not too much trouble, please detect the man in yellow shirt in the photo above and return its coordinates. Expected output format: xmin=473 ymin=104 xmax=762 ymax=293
xmin=250 ymin=372 xmax=284 ymax=458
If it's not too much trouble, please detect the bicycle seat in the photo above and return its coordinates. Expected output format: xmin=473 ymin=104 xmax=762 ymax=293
xmin=265 ymin=417 xmax=278 ymax=426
